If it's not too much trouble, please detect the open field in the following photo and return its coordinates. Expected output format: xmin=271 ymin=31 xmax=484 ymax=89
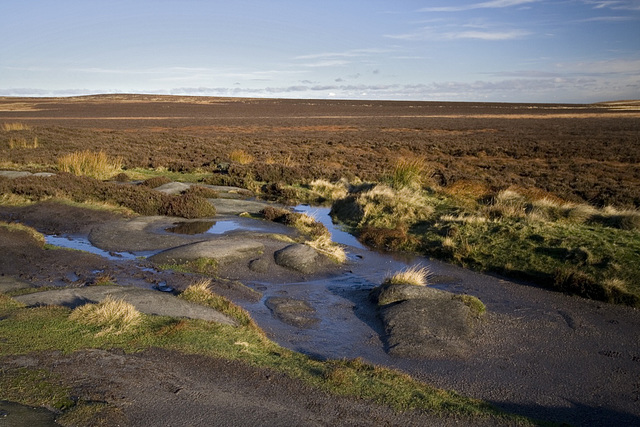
xmin=1 ymin=95 xmax=640 ymax=425
xmin=1 ymin=95 xmax=639 ymax=208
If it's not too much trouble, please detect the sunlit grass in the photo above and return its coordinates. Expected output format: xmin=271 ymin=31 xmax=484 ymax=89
xmin=69 ymin=295 xmax=142 ymax=335
xmin=383 ymin=265 xmax=430 ymax=287
xmin=57 ymin=150 xmax=123 ymax=180
xmin=2 ymin=122 xmax=31 ymax=131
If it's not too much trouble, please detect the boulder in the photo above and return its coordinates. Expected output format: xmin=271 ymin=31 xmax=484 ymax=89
xmin=370 ymin=283 xmax=484 ymax=359
xmin=149 ymin=238 xmax=264 ymax=266
xmin=274 ymin=244 xmax=319 ymax=274
xmin=211 ymin=199 xmax=275 ymax=215
xmin=0 ymin=171 xmax=32 ymax=179
xmin=153 ymin=182 xmax=191 ymax=195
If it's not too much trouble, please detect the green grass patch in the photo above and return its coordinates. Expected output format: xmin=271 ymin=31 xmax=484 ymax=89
xmin=332 ymin=182 xmax=640 ymax=307
xmin=157 ymin=257 xmax=218 ymax=275
xmin=0 ymin=367 xmax=74 ymax=411
xmin=0 ymin=293 xmax=533 ymax=425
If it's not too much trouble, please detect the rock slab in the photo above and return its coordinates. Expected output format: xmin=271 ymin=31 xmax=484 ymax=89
xmin=14 ymin=286 xmax=237 ymax=326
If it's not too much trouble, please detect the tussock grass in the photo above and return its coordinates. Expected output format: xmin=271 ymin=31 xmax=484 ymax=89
xmin=306 ymin=234 xmax=347 ymax=263
xmin=2 ymin=122 xmax=31 ymax=131
xmin=389 ymin=157 xmax=429 ymax=190
xmin=8 ymin=137 xmax=38 ymax=149
xmin=354 ymin=184 xmax=435 ymax=229
xmin=57 ymin=150 xmax=123 ymax=180
xmin=69 ymin=296 xmax=141 ymax=335
xmin=308 ymin=178 xmax=349 ymax=202
xmin=383 ymin=265 xmax=430 ymax=287
xmin=180 ymin=279 xmax=260 ymax=330
xmin=229 ymin=149 xmax=254 ymax=165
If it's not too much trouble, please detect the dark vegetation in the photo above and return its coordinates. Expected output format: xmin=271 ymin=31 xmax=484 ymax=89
xmin=0 ymin=173 xmax=215 ymax=218
xmin=1 ymin=95 xmax=639 ymax=208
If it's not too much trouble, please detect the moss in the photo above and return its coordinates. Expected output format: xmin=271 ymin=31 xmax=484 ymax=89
xmin=452 ymin=294 xmax=486 ymax=317
xmin=0 ymin=367 xmax=75 ymax=411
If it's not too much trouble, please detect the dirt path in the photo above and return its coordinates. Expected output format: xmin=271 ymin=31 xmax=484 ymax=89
xmin=3 ymin=348 xmax=474 ymax=427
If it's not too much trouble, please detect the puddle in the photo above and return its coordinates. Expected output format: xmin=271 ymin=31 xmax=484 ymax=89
xmin=0 ymin=401 xmax=57 ymax=427
xmin=165 ymin=218 xmax=291 ymax=236
xmin=45 ymin=235 xmax=153 ymax=261
xmin=166 ymin=221 xmax=216 ymax=234
xmin=294 ymin=205 xmax=365 ymax=249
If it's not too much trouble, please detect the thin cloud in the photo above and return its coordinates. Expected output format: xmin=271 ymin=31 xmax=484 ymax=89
xmin=386 ymin=28 xmax=530 ymax=41
xmin=420 ymin=0 xmax=540 ymax=12
xmin=444 ymin=29 xmax=530 ymax=40
xmin=577 ymin=15 xmax=638 ymax=21
xmin=583 ymin=0 xmax=640 ymax=11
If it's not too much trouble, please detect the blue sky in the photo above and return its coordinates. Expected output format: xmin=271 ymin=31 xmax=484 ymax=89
xmin=1 ymin=0 xmax=639 ymax=103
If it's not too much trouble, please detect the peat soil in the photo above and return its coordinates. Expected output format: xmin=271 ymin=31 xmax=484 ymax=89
xmin=1 ymin=96 xmax=640 ymax=207
xmin=1 ymin=202 xmax=639 ymax=426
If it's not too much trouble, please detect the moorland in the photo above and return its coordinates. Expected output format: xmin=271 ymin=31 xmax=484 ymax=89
xmin=1 ymin=95 xmax=639 ymax=426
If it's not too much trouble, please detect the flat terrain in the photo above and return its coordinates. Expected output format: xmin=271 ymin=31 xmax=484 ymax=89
xmin=1 ymin=95 xmax=640 ymax=426
xmin=1 ymin=95 xmax=639 ymax=207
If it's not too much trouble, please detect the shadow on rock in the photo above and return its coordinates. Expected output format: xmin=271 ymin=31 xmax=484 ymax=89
xmin=370 ymin=283 xmax=485 ymax=359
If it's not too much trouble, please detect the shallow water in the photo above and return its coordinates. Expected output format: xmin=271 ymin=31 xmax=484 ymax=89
xmin=166 ymin=218 xmax=288 ymax=236
xmin=42 ymin=205 xmax=640 ymax=425
xmin=45 ymin=235 xmax=144 ymax=260
xmin=0 ymin=401 xmax=57 ymax=427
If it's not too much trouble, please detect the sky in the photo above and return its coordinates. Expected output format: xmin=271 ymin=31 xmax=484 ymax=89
xmin=1 ymin=0 xmax=639 ymax=103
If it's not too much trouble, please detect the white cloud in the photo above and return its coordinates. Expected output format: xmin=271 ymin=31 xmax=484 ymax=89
xmin=420 ymin=0 xmax=540 ymax=12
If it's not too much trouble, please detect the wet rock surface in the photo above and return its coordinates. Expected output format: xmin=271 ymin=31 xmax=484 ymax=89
xmin=274 ymin=244 xmax=321 ymax=274
xmin=149 ymin=238 xmax=265 ymax=266
xmin=370 ymin=283 xmax=479 ymax=358
xmin=13 ymin=285 xmax=237 ymax=326
xmin=265 ymin=297 xmax=319 ymax=328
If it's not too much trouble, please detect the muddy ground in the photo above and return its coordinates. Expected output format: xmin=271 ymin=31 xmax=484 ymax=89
xmin=2 ymin=200 xmax=640 ymax=426
xmin=0 ymin=202 xmax=490 ymax=427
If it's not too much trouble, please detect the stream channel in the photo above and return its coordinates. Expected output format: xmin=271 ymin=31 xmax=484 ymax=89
xmin=43 ymin=205 xmax=640 ymax=426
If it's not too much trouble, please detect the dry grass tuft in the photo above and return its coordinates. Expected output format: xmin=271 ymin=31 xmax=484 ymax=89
xmin=69 ymin=296 xmax=141 ymax=335
xmin=383 ymin=265 xmax=430 ymax=287
xmin=8 ymin=137 xmax=38 ymax=149
xmin=2 ymin=122 xmax=31 ymax=131
xmin=57 ymin=150 xmax=123 ymax=180
xmin=229 ymin=149 xmax=254 ymax=165
xmin=306 ymin=234 xmax=347 ymax=263
xmin=309 ymin=179 xmax=349 ymax=202
xmin=356 ymin=184 xmax=434 ymax=229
